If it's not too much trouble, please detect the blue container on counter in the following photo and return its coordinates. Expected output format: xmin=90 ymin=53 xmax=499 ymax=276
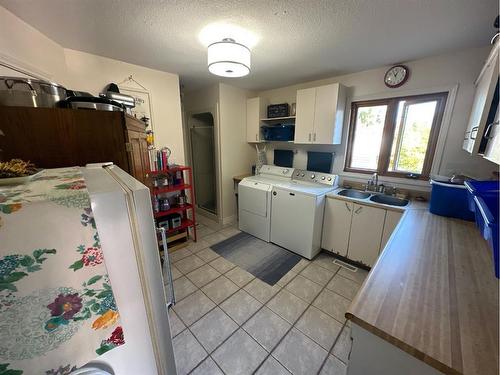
xmin=465 ymin=180 xmax=499 ymax=278
xmin=429 ymin=179 xmax=475 ymax=221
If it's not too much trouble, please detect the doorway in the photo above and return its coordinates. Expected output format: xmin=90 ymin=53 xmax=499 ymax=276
xmin=189 ymin=112 xmax=218 ymax=216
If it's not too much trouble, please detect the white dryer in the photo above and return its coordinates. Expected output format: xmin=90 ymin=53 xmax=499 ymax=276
xmin=270 ymin=169 xmax=338 ymax=259
xmin=238 ymin=165 xmax=294 ymax=241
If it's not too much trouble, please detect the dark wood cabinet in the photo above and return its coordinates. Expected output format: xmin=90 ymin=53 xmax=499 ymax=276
xmin=0 ymin=107 xmax=150 ymax=183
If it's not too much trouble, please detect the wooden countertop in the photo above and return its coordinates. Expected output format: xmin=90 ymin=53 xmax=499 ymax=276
xmin=346 ymin=208 xmax=499 ymax=374
xmin=233 ymin=173 xmax=252 ymax=184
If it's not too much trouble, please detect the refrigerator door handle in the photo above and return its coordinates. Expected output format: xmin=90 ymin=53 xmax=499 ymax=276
xmin=157 ymin=227 xmax=176 ymax=308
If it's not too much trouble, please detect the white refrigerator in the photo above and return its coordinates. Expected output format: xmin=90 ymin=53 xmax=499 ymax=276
xmin=82 ymin=164 xmax=177 ymax=374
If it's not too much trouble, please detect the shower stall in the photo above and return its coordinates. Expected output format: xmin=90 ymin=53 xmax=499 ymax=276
xmin=188 ymin=112 xmax=218 ymax=216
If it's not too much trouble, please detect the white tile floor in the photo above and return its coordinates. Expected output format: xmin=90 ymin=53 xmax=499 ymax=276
xmin=167 ymin=222 xmax=368 ymax=375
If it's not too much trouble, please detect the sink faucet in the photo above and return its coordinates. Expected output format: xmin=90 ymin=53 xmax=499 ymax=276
xmin=366 ymin=173 xmax=379 ymax=192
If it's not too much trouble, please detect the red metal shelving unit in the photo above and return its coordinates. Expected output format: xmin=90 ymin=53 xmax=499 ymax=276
xmin=147 ymin=166 xmax=197 ymax=243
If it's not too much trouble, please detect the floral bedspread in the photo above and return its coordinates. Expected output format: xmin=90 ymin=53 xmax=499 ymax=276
xmin=0 ymin=168 xmax=124 ymax=375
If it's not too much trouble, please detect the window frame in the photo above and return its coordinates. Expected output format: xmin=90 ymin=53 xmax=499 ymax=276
xmin=344 ymin=92 xmax=448 ymax=180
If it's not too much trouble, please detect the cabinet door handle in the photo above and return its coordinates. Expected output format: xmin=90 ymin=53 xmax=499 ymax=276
xmin=464 ymin=130 xmax=471 ymax=140
xmin=313 ymin=132 xmax=316 ymax=142
xmin=354 ymin=206 xmax=363 ymax=214
xmin=470 ymin=126 xmax=479 ymax=140
xmin=484 ymin=121 xmax=499 ymax=139
xmin=345 ymin=202 xmax=351 ymax=212
xmin=308 ymin=133 xmax=311 ymax=141
xmin=255 ymin=134 xmax=258 ymax=141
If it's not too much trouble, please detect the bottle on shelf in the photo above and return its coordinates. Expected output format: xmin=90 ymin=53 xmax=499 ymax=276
xmin=152 ymin=195 xmax=160 ymax=213
xmin=177 ymin=191 xmax=187 ymax=207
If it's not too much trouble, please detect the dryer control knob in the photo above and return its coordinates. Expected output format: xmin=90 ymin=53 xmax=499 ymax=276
xmin=301 ymin=173 xmax=305 ymax=177
xmin=310 ymin=174 xmax=316 ymax=179
xmin=321 ymin=176 xmax=326 ymax=180
xmin=327 ymin=177 xmax=332 ymax=181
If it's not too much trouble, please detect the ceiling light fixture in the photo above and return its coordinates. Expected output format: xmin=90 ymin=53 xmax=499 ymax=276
xmin=207 ymin=38 xmax=251 ymax=78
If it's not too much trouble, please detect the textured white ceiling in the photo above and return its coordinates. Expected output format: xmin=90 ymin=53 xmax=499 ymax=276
xmin=1 ymin=0 xmax=497 ymax=91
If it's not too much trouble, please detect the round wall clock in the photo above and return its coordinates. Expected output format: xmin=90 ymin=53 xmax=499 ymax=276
xmin=384 ymin=65 xmax=409 ymax=88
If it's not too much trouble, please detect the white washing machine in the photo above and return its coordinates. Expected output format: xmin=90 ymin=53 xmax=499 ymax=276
xmin=270 ymin=169 xmax=338 ymax=259
xmin=238 ymin=165 xmax=294 ymax=241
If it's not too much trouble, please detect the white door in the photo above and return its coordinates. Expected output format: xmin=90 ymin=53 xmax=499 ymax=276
xmin=238 ymin=180 xmax=270 ymax=217
xmin=322 ymin=198 xmax=353 ymax=257
xmin=348 ymin=204 xmax=385 ymax=267
xmin=246 ymin=97 xmax=261 ymax=142
xmin=295 ymin=88 xmax=316 ymax=143
xmin=380 ymin=210 xmax=403 ymax=251
xmin=238 ymin=180 xmax=272 ymax=241
xmin=484 ymin=109 xmax=500 ymax=165
xmin=84 ymin=166 xmax=176 ymax=375
xmin=270 ymin=187 xmax=316 ymax=257
xmin=313 ymin=84 xmax=338 ymax=144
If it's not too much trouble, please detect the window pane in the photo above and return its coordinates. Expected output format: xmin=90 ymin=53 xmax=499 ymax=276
xmin=389 ymin=100 xmax=438 ymax=174
xmin=349 ymin=105 xmax=387 ymax=170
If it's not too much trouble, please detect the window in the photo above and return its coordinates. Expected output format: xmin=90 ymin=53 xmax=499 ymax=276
xmin=345 ymin=92 xmax=447 ymax=179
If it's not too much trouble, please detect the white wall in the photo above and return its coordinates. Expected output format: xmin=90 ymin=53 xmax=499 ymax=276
xmin=257 ymin=46 xmax=497 ymax=188
xmin=183 ymin=84 xmax=222 ymax=220
xmin=0 ymin=6 xmax=67 ymax=81
xmin=0 ymin=5 xmax=185 ymax=164
xmin=218 ymin=83 xmax=255 ymax=222
xmin=63 ymin=49 xmax=184 ymax=163
xmin=183 ymin=83 xmax=255 ymax=223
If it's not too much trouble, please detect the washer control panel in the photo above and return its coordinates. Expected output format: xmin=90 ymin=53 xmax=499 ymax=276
xmin=258 ymin=165 xmax=295 ymax=178
xmin=292 ymin=169 xmax=338 ymax=186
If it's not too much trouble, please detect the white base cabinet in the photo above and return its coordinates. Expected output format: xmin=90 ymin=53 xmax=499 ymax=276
xmin=380 ymin=210 xmax=403 ymax=250
xmin=348 ymin=204 xmax=386 ymax=267
xmin=321 ymin=197 xmax=403 ymax=268
xmin=348 ymin=323 xmax=442 ymax=375
xmin=322 ymin=198 xmax=353 ymax=257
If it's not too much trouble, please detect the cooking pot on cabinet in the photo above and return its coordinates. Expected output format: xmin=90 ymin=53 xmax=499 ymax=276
xmin=0 ymin=76 xmax=67 ymax=108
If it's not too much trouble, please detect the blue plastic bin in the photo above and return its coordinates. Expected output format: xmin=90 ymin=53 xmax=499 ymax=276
xmin=464 ymin=180 xmax=500 ymax=212
xmin=464 ymin=180 xmax=499 ymax=278
xmin=473 ymin=194 xmax=499 ymax=278
xmin=429 ymin=180 xmax=475 ymax=221
xmin=262 ymin=124 xmax=295 ymax=141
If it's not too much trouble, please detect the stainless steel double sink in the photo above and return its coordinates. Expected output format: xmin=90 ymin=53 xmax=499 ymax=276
xmin=336 ymin=189 xmax=409 ymax=207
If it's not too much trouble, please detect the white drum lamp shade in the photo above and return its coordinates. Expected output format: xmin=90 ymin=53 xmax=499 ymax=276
xmin=207 ymin=38 xmax=251 ymax=77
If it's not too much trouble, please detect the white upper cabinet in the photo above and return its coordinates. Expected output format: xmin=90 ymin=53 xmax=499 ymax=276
xmin=294 ymin=88 xmax=316 ymax=143
xmin=483 ymin=108 xmax=500 ymax=165
xmin=463 ymin=42 xmax=499 ymax=154
xmin=295 ymin=83 xmax=347 ymax=144
xmin=246 ymin=97 xmax=265 ymax=143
